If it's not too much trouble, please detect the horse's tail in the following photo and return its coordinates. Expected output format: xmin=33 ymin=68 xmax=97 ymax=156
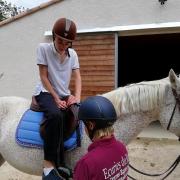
xmin=0 ymin=153 xmax=5 ymax=166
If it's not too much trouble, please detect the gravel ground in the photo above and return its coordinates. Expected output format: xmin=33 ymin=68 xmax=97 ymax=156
xmin=128 ymin=138 xmax=180 ymax=180
xmin=0 ymin=137 xmax=179 ymax=180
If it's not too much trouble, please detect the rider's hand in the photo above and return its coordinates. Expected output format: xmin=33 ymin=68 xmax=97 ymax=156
xmin=55 ymin=98 xmax=67 ymax=109
xmin=66 ymin=95 xmax=77 ymax=107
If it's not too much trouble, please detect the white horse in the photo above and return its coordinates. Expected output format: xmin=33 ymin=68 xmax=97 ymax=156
xmin=0 ymin=69 xmax=180 ymax=175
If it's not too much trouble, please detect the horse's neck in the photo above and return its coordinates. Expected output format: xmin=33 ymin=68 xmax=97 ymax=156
xmin=114 ymin=111 xmax=158 ymax=145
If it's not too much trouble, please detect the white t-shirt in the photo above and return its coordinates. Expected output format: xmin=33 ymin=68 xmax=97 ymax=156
xmin=33 ymin=43 xmax=79 ymax=97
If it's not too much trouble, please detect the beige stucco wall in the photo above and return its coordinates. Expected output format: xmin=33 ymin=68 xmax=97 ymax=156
xmin=0 ymin=0 xmax=180 ymax=98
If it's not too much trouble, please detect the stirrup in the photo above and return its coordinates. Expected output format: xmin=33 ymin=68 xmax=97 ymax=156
xmin=57 ymin=166 xmax=73 ymax=179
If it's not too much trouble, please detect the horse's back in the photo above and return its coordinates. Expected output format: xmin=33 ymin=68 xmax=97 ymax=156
xmin=0 ymin=96 xmax=30 ymax=103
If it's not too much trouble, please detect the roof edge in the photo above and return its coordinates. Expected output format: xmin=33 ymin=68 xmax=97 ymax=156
xmin=44 ymin=21 xmax=180 ymax=35
xmin=0 ymin=0 xmax=63 ymax=27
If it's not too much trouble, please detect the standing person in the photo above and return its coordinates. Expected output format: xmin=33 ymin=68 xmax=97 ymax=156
xmin=74 ymin=96 xmax=129 ymax=180
xmin=33 ymin=17 xmax=81 ymax=180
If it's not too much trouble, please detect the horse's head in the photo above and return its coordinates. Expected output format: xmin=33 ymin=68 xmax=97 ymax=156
xmin=159 ymin=69 xmax=180 ymax=139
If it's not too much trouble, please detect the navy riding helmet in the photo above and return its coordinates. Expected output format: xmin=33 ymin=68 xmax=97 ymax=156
xmin=78 ymin=96 xmax=117 ymax=129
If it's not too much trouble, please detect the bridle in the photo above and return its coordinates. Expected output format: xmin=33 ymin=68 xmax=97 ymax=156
xmin=167 ymin=88 xmax=180 ymax=132
xmin=128 ymin=88 xmax=180 ymax=180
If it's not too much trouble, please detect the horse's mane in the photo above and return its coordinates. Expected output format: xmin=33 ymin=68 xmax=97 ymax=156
xmin=103 ymin=77 xmax=169 ymax=116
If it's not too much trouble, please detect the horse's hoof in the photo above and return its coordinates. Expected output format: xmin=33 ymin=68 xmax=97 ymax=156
xmin=42 ymin=169 xmax=63 ymax=180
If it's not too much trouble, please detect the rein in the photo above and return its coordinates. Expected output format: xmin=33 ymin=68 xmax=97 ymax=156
xmin=128 ymin=88 xmax=180 ymax=180
xmin=167 ymin=88 xmax=180 ymax=131
xmin=128 ymin=156 xmax=180 ymax=180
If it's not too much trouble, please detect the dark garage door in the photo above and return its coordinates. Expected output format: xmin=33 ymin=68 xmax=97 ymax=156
xmin=118 ymin=33 xmax=180 ymax=87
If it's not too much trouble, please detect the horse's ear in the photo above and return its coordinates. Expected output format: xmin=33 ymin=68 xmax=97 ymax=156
xmin=169 ymin=69 xmax=180 ymax=90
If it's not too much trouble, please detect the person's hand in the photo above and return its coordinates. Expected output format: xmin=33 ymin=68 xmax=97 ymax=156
xmin=55 ymin=98 xmax=67 ymax=109
xmin=66 ymin=95 xmax=77 ymax=106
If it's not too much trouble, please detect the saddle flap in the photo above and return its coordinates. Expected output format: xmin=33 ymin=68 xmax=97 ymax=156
xmin=16 ymin=109 xmax=84 ymax=150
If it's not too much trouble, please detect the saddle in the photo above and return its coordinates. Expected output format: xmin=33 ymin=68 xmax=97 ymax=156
xmin=30 ymin=96 xmax=81 ymax=142
xmin=16 ymin=96 xmax=82 ymax=151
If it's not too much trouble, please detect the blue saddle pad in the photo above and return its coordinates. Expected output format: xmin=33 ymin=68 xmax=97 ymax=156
xmin=16 ymin=109 xmax=83 ymax=150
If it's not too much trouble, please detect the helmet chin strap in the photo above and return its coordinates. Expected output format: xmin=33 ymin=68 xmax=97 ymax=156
xmin=53 ymin=42 xmax=70 ymax=57
xmin=86 ymin=124 xmax=97 ymax=141
xmin=53 ymin=42 xmax=64 ymax=54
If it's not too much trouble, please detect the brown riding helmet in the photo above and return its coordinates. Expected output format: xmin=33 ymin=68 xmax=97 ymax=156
xmin=52 ymin=18 xmax=77 ymax=42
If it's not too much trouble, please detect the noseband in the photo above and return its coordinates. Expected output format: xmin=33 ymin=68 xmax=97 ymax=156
xmin=167 ymin=88 xmax=180 ymax=131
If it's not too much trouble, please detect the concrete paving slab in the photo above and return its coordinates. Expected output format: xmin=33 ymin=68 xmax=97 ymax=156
xmin=138 ymin=121 xmax=178 ymax=140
